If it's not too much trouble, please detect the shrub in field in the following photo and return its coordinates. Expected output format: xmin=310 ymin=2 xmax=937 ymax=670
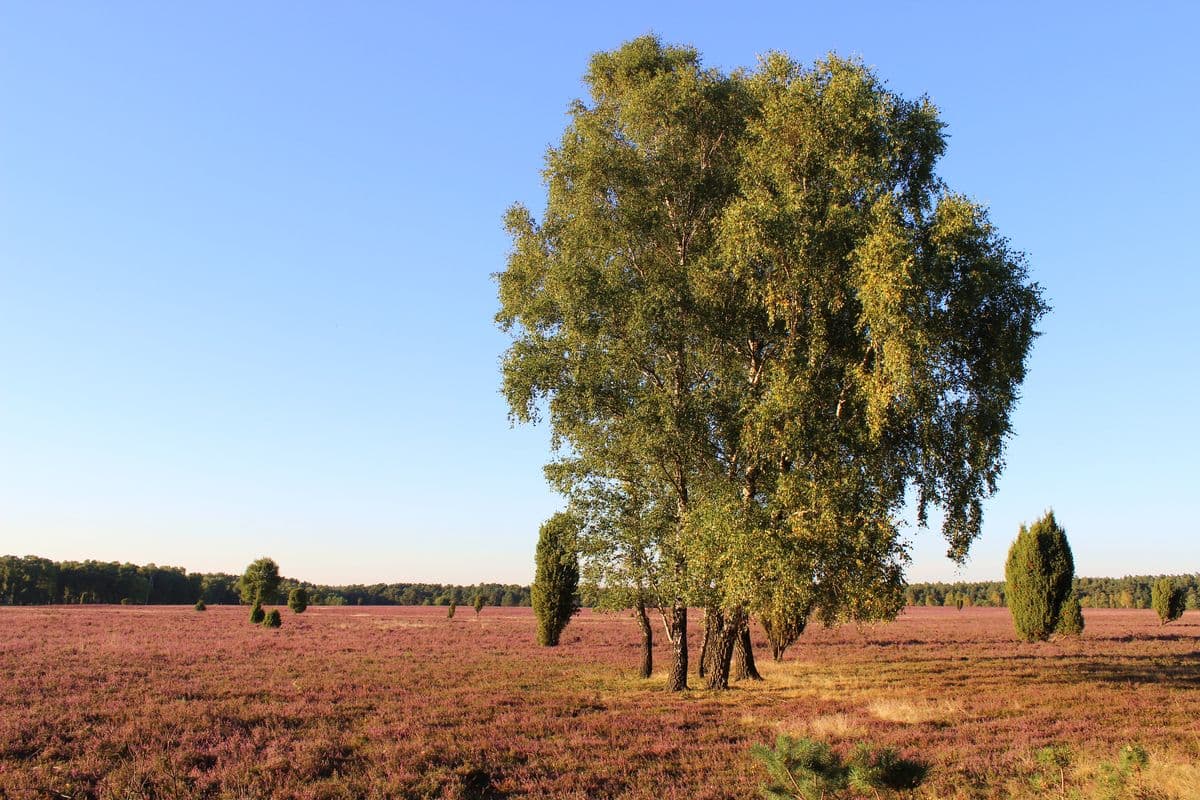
xmin=473 ymin=594 xmax=485 ymax=616
xmin=239 ymin=557 xmax=281 ymax=605
xmin=1150 ymin=578 xmax=1184 ymax=624
xmin=288 ymin=587 xmax=308 ymax=614
xmin=447 ymin=601 xmax=456 ymax=619
xmin=194 ymin=599 xmax=206 ymax=611
xmin=1005 ymin=512 xmax=1074 ymax=641
xmin=1030 ymin=744 xmax=1073 ymax=796
xmin=759 ymin=603 xmax=809 ymax=662
xmin=1097 ymin=743 xmax=1149 ymax=798
xmin=1055 ymin=592 xmax=1084 ymax=636
xmin=249 ymin=600 xmax=265 ymax=624
xmin=750 ymin=736 xmax=927 ymax=799
xmin=531 ymin=512 xmax=580 ymax=647
xmin=263 ymin=609 xmax=282 ymax=628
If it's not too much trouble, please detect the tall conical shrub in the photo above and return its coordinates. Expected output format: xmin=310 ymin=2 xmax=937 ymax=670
xmin=1005 ymin=511 xmax=1074 ymax=641
xmin=531 ymin=511 xmax=581 ymax=646
xmin=250 ymin=600 xmax=265 ymax=624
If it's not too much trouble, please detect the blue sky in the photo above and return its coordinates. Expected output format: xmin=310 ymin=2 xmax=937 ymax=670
xmin=1 ymin=2 xmax=1196 ymax=584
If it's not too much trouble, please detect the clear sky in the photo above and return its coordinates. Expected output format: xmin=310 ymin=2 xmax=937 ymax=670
xmin=1 ymin=2 xmax=1197 ymax=585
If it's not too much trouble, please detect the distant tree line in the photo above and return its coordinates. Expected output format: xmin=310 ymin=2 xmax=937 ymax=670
xmin=906 ymin=574 xmax=1199 ymax=611
xmin=0 ymin=555 xmax=531 ymax=607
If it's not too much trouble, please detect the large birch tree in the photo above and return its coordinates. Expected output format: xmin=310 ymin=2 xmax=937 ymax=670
xmin=497 ymin=36 xmax=1046 ymax=691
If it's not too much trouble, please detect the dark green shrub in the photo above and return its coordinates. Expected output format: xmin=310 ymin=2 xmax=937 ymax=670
xmin=1151 ymin=578 xmax=1185 ymax=624
xmin=250 ymin=600 xmax=265 ymax=624
xmin=531 ymin=512 xmax=581 ymax=647
xmin=288 ymin=587 xmax=308 ymax=614
xmin=751 ymin=736 xmax=846 ymax=800
xmin=473 ymin=594 xmax=485 ymax=616
xmin=847 ymin=744 xmax=928 ymax=792
xmin=194 ymin=599 xmax=206 ymax=611
xmin=1055 ymin=592 xmax=1084 ymax=636
xmin=1005 ymin=512 xmax=1074 ymax=641
xmin=447 ymin=601 xmax=456 ymax=619
xmin=751 ymin=736 xmax=928 ymax=799
xmin=263 ymin=609 xmax=282 ymax=628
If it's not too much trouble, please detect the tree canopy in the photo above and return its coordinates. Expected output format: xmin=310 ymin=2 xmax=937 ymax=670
xmin=498 ymin=36 xmax=1047 ymax=689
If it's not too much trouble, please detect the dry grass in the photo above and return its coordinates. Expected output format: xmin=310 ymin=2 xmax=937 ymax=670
xmin=867 ymin=697 xmax=966 ymax=725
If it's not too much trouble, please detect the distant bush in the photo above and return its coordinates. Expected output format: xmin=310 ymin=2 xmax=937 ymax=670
xmin=250 ymin=600 xmax=265 ymax=624
xmin=473 ymin=594 xmax=485 ymax=616
xmin=1005 ymin=511 xmax=1075 ymax=641
xmin=447 ymin=601 xmax=456 ymax=619
xmin=194 ymin=599 xmax=206 ymax=611
xmin=1055 ymin=593 xmax=1084 ymax=636
xmin=750 ymin=735 xmax=927 ymax=799
xmin=1151 ymin=578 xmax=1185 ymax=624
xmin=759 ymin=603 xmax=810 ymax=662
xmin=288 ymin=587 xmax=308 ymax=614
xmin=263 ymin=609 xmax=282 ymax=628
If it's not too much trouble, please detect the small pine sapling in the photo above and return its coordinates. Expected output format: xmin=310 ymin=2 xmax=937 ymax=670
xmin=473 ymin=594 xmax=485 ymax=617
xmin=250 ymin=600 xmax=265 ymax=624
xmin=263 ymin=609 xmax=282 ymax=628
xmin=194 ymin=599 xmax=206 ymax=611
xmin=447 ymin=601 xmax=456 ymax=619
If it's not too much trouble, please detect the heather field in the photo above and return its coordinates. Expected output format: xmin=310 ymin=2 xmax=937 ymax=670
xmin=2 ymin=606 xmax=1198 ymax=800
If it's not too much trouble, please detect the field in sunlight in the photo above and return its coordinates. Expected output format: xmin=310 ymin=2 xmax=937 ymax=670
xmin=1 ymin=605 xmax=1197 ymax=799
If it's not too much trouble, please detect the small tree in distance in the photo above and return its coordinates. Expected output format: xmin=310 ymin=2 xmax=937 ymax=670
xmin=1056 ymin=592 xmax=1084 ymax=636
xmin=263 ymin=609 xmax=282 ymax=628
xmin=759 ymin=603 xmax=810 ymax=662
xmin=1005 ymin=512 xmax=1075 ymax=641
xmin=239 ymin=557 xmax=281 ymax=605
xmin=249 ymin=600 xmax=265 ymax=624
xmin=532 ymin=512 xmax=581 ymax=646
xmin=1151 ymin=578 xmax=1185 ymax=625
xmin=194 ymin=599 xmax=206 ymax=611
xmin=447 ymin=601 xmax=456 ymax=619
xmin=473 ymin=594 xmax=485 ymax=617
xmin=288 ymin=587 xmax=308 ymax=614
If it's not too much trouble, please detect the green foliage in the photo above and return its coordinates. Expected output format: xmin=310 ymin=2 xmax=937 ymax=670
xmin=497 ymin=36 xmax=1046 ymax=674
xmin=473 ymin=594 xmax=485 ymax=616
xmin=532 ymin=512 xmax=581 ymax=647
xmin=1150 ymin=578 xmax=1184 ymax=624
xmin=447 ymin=601 xmax=456 ymax=619
xmin=262 ymin=609 xmax=281 ymax=628
xmin=288 ymin=587 xmax=309 ymax=614
xmin=1028 ymin=742 xmax=1149 ymax=800
xmin=1030 ymin=744 xmax=1073 ymax=797
xmin=750 ymin=736 xmax=927 ymax=799
xmin=759 ymin=603 xmax=810 ymax=661
xmin=193 ymin=599 xmax=206 ymax=611
xmin=249 ymin=600 xmax=265 ymax=624
xmin=1005 ymin=512 xmax=1075 ymax=641
xmin=239 ymin=557 xmax=281 ymax=605
xmin=846 ymin=744 xmax=929 ymax=793
xmin=1055 ymin=592 xmax=1084 ymax=636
